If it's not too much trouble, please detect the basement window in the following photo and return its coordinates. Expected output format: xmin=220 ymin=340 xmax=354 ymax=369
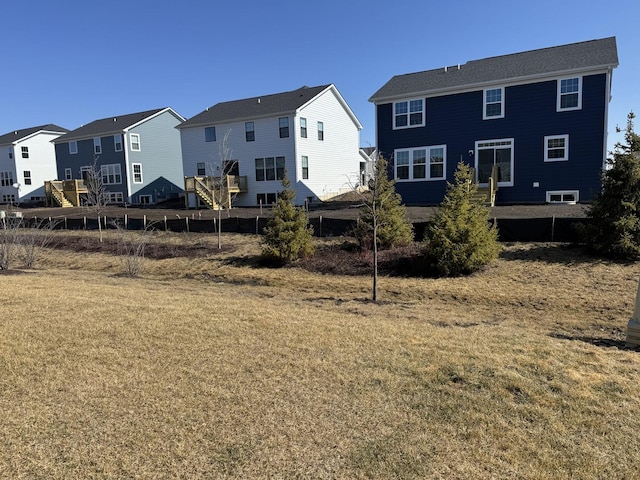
xmin=546 ymin=190 xmax=578 ymax=204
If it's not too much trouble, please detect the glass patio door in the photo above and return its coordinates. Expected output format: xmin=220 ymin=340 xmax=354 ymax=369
xmin=476 ymin=139 xmax=513 ymax=186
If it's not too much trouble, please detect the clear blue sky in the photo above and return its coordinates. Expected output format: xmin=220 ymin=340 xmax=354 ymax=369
xmin=2 ymin=0 xmax=638 ymax=153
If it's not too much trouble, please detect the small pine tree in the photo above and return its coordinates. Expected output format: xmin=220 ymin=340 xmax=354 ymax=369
xmin=354 ymin=155 xmax=414 ymax=250
xmin=262 ymin=171 xmax=314 ymax=263
xmin=583 ymin=112 xmax=640 ymax=259
xmin=423 ymin=161 xmax=500 ymax=276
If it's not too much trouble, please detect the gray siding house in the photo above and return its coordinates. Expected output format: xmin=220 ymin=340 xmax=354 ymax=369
xmin=52 ymin=108 xmax=185 ymax=205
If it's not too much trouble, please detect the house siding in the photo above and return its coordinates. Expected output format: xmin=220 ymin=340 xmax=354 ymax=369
xmin=181 ymin=117 xmax=297 ymax=207
xmin=1 ymin=133 xmax=62 ymax=203
xmin=126 ymin=111 xmax=184 ymax=204
xmin=296 ymin=87 xmax=361 ymax=203
xmin=377 ymin=73 xmax=609 ymax=205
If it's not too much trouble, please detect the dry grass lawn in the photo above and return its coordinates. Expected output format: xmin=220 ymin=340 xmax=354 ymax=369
xmin=1 ymin=231 xmax=640 ymax=479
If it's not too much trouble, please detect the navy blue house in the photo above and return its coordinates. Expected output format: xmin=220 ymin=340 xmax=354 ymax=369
xmin=369 ymin=37 xmax=619 ymax=205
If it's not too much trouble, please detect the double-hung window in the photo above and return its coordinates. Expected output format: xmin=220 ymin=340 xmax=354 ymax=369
xmin=394 ymin=146 xmax=445 ymax=181
xmin=69 ymin=141 xmax=78 ymax=154
xmin=279 ymin=117 xmax=289 ymax=138
xmin=255 ymin=156 xmax=285 ymax=181
xmin=484 ymin=87 xmax=504 ymax=119
xmin=317 ymin=121 xmax=324 ymax=141
xmin=394 ymin=99 xmax=425 ymax=129
xmin=245 ymin=122 xmax=255 ymax=142
xmin=301 ymin=156 xmax=309 ymax=179
xmin=557 ymin=77 xmax=582 ymax=111
xmin=114 ymin=135 xmax=122 ymax=152
xmin=101 ymin=164 xmax=122 ymax=185
xmin=130 ymin=133 xmax=141 ymax=151
xmin=64 ymin=168 xmax=72 ymax=180
xmin=132 ymin=163 xmax=143 ymax=183
xmin=300 ymin=118 xmax=307 ymax=138
xmin=197 ymin=162 xmax=206 ymax=176
xmin=21 ymin=146 xmax=29 ymax=158
xmin=205 ymin=126 xmax=216 ymax=142
xmin=544 ymin=135 xmax=569 ymax=162
xmin=94 ymin=137 xmax=102 ymax=154
xmin=23 ymin=171 xmax=32 ymax=185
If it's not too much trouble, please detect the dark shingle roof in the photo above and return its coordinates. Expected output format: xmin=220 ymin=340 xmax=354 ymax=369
xmin=0 ymin=124 xmax=69 ymax=146
xmin=179 ymin=85 xmax=332 ymax=128
xmin=54 ymin=108 xmax=172 ymax=143
xmin=370 ymin=37 xmax=618 ymax=102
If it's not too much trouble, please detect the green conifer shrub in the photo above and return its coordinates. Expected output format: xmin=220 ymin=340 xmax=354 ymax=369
xmin=354 ymin=155 xmax=414 ymax=251
xmin=423 ymin=161 xmax=500 ymax=276
xmin=262 ymin=171 xmax=314 ymax=263
xmin=582 ymin=112 xmax=640 ymax=259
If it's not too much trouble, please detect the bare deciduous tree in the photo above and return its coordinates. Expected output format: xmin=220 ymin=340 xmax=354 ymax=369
xmin=84 ymin=156 xmax=109 ymax=242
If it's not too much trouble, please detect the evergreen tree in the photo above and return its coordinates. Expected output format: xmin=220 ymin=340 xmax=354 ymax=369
xmin=262 ymin=171 xmax=314 ymax=263
xmin=354 ymin=155 xmax=414 ymax=251
xmin=584 ymin=112 xmax=640 ymax=258
xmin=423 ymin=161 xmax=500 ymax=276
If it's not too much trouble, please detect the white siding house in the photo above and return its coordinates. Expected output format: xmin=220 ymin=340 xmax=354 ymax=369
xmin=0 ymin=124 xmax=68 ymax=204
xmin=179 ymin=84 xmax=363 ymax=207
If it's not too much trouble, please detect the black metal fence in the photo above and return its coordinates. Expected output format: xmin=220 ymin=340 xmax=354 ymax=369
xmin=14 ymin=214 xmax=589 ymax=243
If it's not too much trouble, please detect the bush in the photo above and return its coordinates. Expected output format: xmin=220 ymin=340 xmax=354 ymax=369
xmin=262 ymin=172 xmax=314 ymax=263
xmin=582 ymin=112 xmax=640 ymax=259
xmin=354 ymin=155 xmax=414 ymax=250
xmin=423 ymin=161 xmax=500 ymax=276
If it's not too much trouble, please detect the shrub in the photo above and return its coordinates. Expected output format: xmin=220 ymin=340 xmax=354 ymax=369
xmin=354 ymin=155 xmax=414 ymax=250
xmin=423 ymin=161 xmax=500 ymax=276
xmin=582 ymin=112 xmax=640 ymax=259
xmin=262 ymin=172 xmax=314 ymax=263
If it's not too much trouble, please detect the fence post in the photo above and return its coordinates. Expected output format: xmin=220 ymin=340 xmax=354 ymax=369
xmin=186 ymin=217 xmax=189 ymax=233
xmin=143 ymin=215 xmax=147 ymax=230
xmin=164 ymin=215 xmax=167 ymax=231
xmin=256 ymin=216 xmax=259 ymax=235
xmin=125 ymin=214 xmax=128 ymax=230
xmin=213 ymin=217 xmax=217 ymax=233
xmin=551 ymin=215 xmax=556 ymax=242
xmin=84 ymin=216 xmax=87 ymax=229
xmin=319 ymin=215 xmax=323 ymax=237
xmin=64 ymin=216 xmax=67 ymax=230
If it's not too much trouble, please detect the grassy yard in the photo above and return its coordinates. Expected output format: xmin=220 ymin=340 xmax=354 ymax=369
xmin=1 ymin=231 xmax=639 ymax=479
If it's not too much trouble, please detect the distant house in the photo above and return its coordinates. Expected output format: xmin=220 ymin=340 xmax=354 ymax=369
xmin=51 ymin=108 xmax=185 ymax=206
xmin=369 ymin=37 xmax=619 ymax=205
xmin=0 ymin=124 xmax=68 ymax=205
xmin=178 ymin=84 xmax=363 ymax=207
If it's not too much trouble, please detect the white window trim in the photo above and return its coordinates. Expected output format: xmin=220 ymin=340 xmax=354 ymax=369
xmin=106 ymin=192 xmax=124 ymax=204
xmin=544 ymin=134 xmax=569 ymax=162
xmin=546 ymin=190 xmax=579 ymax=204
xmin=139 ymin=194 xmax=152 ymax=204
xmin=101 ymin=164 xmax=122 ymax=185
xmin=114 ymin=135 xmax=122 ymax=152
xmin=393 ymin=98 xmax=426 ymax=130
xmin=130 ymin=133 xmax=141 ymax=151
xmin=483 ymin=87 xmax=505 ymax=120
xmin=69 ymin=141 xmax=78 ymax=154
xmin=394 ymin=145 xmax=446 ymax=182
xmin=132 ymin=163 xmax=143 ymax=184
xmin=475 ymin=138 xmax=515 ymax=187
xmin=557 ymin=76 xmax=582 ymax=112
xmin=64 ymin=168 xmax=72 ymax=180
xmin=93 ymin=137 xmax=102 ymax=155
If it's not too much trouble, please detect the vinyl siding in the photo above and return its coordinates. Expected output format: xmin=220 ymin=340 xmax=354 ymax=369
xmin=126 ymin=110 xmax=184 ymax=203
xmin=181 ymin=116 xmax=296 ymax=207
xmin=296 ymin=87 xmax=361 ymax=203
xmin=377 ymin=72 xmax=609 ymax=204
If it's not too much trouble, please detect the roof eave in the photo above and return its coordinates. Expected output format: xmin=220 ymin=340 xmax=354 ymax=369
xmin=369 ymin=63 xmax=619 ymax=104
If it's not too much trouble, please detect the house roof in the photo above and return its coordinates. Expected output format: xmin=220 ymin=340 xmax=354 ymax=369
xmin=178 ymin=84 xmax=336 ymax=128
xmin=0 ymin=124 xmax=69 ymax=146
xmin=370 ymin=37 xmax=619 ymax=103
xmin=54 ymin=107 xmax=184 ymax=143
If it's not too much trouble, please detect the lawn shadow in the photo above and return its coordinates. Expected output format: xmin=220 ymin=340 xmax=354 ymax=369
xmin=550 ymin=332 xmax=639 ymax=351
xmin=499 ymin=243 xmax=632 ymax=266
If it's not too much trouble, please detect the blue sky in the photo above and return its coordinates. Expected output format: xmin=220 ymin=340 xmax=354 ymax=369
xmin=2 ymin=0 xmax=638 ymax=153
